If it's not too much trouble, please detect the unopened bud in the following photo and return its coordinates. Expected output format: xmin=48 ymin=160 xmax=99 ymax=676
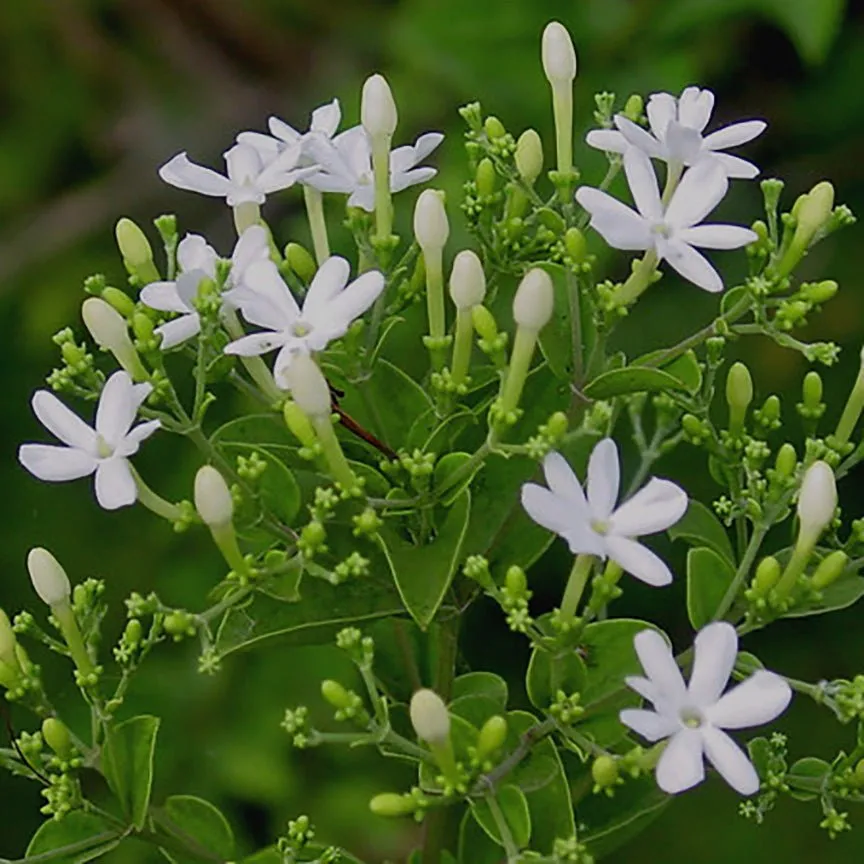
xmin=472 ymin=305 xmax=499 ymax=343
xmin=101 ymin=287 xmax=136 ymax=318
xmin=283 ymin=400 xmax=318 ymax=448
xmin=449 ymin=250 xmax=486 ymax=309
xmin=802 ymin=371 xmax=823 ymax=410
xmin=361 ymin=74 xmax=397 ymax=138
xmin=794 ymin=181 xmax=835 ymax=249
xmin=414 ymin=190 xmax=449 ymax=253
xmin=775 ymin=443 xmax=797 ymax=477
xmin=321 ymin=679 xmax=353 ymax=711
xmin=477 ymin=715 xmax=508 ymax=761
xmin=515 ymin=130 xmax=544 ymax=185
xmin=0 ymin=609 xmax=17 ymax=666
xmin=132 ymin=312 xmax=154 ymax=342
xmin=505 ymin=565 xmax=527 ymax=596
xmin=759 ymin=395 xmax=781 ymax=425
xmin=285 ymin=243 xmax=317 ymax=283
xmin=592 ymin=755 xmax=620 ymax=788
xmin=513 ymin=268 xmax=554 ymax=330
xmin=802 ymin=280 xmax=838 ymax=305
xmin=42 ymin=718 xmax=72 ymax=758
xmin=541 ymin=21 xmax=577 ymax=85
xmin=797 ymin=461 xmax=837 ymax=543
xmin=194 ymin=466 xmax=234 ymax=529
xmin=752 ymin=556 xmax=781 ymax=596
xmin=623 ymin=94 xmax=643 ymax=122
xmin=564 ymin=227 xmax=586 ymax=263
xmin=27 ymin=548 xmax=71 ymax=608
xmin=116 ymin=218 xmax=155 ymax=271
xmin=484 ymin=116 xmax=506 ymax=140
xmin=476 ymin=158 xmax=496 ymax=197
xmin=369 ymin=793 xmax=415 ymax=817
xmin=726 ymin=362 xmax=753 ymax=433
xmin=811 ymin=550 xmax=848 ymax=590
xmin=82 ymin=297 xmax=130 ymax=354
xmin=410 ymin=688 xmax=451 ymax=744
xmin=280 ymin=355 xmax=331 ymax=417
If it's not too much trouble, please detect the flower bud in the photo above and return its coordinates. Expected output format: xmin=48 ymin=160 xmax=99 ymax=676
xmin=794 ymin=181 xmax=834 ymax=248
xmin=132 ymin=311 xmax=155 ymax=342
xmin=472 ymin=305 xmax=499 ymax=344
xmin=369 ymin=793 xmax=416 ymax=817
xmin=115 ymin=218 xmax=154 ymax=270
xmin=726 ymin=362 xmax=753 ymax=432
xmin=477 ymin=715 xmax=508 ymax=761
xmin=280 ymin=355 xmax=331 ymax=417
xmin=42 ymin=718 xmax=72 ymax=758
xmin=513 ymin=268 xmax=554 ymax=331
xmin=101 ymin=287 xmax=136 ymax=318
xmin=285 ymin=243 xmax=317 ymax=283
xmin=449 ymin=251 xmax=486 ymax=309
xmin=27 ymin=548 xmax=71 ymax=608
xmin=592 ymin=755 xmax=620 ymax=788
xmin=321 ymin=679 xmax=354 ymax=711
xmin=515 ymin=129 xmax=544 ymax=185
xmin=361 ymin=74 xmax=397 ymax=138
xmin=484 ymin=116 xmax=506 ymax=139
xmin=751 ymin=556 xmax=781 ymax=596
xmin=476 ymin=158 xmax=496 ymax=197
xmin=410 ymin=688 xmax=451 ymax=744
xmin=505 ymin=565 xmax=527 ymax=596
xmin=0 ymin=608 xmax=17 ymax=667
xmin=194 ymin=466 xmax=234 ymax=529
xmin=811 ymin=550 xmax=848 ymax=590
xmin=564 ymin=227 xmax=586 ymax=263
xmin=413 ymin=190 xmax=449 ymax=253
xmin=802 ymin=371 xmax=823 ymax=410
xmin=775 ymin=443 xmax=797 ymax=477
xmin=623 ymin=94 xmax=643 ymax=122
xmin=541 ymin=21 xmax=577 ymax=85
xmin=82 ymin=297 xmax=131 ymax=354
xmin=802 ymin=280 xmax=838 ymax=305
xmin=797 ymin=461 xmax=837 ymax=543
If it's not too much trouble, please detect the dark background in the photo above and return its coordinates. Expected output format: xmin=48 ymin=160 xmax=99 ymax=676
xmin=2 ymin=0 xmax=864 ymax=860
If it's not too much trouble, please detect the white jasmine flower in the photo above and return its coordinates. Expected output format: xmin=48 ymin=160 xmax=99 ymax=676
xmin=587 ymin=86 xmax=766 ymax=180
xmin=520 ymin=438 xmax=687 ymax=586
xmin=304 ymin=126 xmax=444 ymax=212
xmin=159 ymin=142 xmax=310 ymax=206
xmin=621 ymin=622 xmax=792 ymax=795
xmin=19 ymin=371 xmax=160 ymax=510
xmin=141 ymin=227 xmax=270 ymax=349
xmin=576 ymin=148 xmax=757 ymax=293
xmin=224 ymin=256 xmax=384 ymax=387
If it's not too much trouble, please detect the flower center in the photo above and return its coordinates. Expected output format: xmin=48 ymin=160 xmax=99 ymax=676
xmin=651 ymin=221 xmax=672 ymax=239
xmin=292 ymin=320 xmax=312 ymax=337
xmin=96 ymin=435 xmax=114 ymax=459
xmin=678 ymin=705 xmax=704 ymax=729
xmin=591 ymin=519 xmax=610 ymax=535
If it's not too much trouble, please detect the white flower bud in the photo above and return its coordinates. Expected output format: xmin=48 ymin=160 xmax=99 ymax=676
xmin=410 ymin=688 xmax=451 ymax=744
xmin=361 ymin=74 xmax=397 ymax=138
xmin=27 ymin=548 xmax=71 ymax=608
xmin=541 ymin=21 xmax=577 ymax=85
xmin=115 ymin=218 xmax=153 ymax=269
xmin=82 ymin=297 xmax=131 ymax=354
xmin=513 ymin=268 xmax=554 ymax=331
xmin=797 ymin=460 xmax=837 ymax=542
xmin=449 ymin=250 xmax=486 ymax=309
xmin=194 ymin=466 xmax=234 ymax=529
xmin=280 ymin=354 xmax=332 ymax=418
xmin=413 ymin=190 xmax=449 ymax=253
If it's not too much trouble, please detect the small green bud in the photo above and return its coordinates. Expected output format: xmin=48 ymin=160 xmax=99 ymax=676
xmin=285 ymin=243 xmax=317 ymax=283
xmin=811 ymin=550 xmax=848 ymax=590
xmin=132 ymin=312 xmax=155 ymax=342
xmin=41 ymin=718 xmax=72 ymax=758
xmin=751 ymin=220 xmax=769 ymax=244
xmin=682 ymin=414 xmax=705 ymax=438
xmin=101 ymin=287 xmax=136 ymax=318
xmin=505 ymin=565 xmax=527 ymax=596
xmin=855 ymin=759 xmax=864 ymax=786
xmin=564 ymin=227 xmax=586 ymax=263
xmin=515 ymin=129 xmax=543 ymax=185
xmin=164 ymin=611 xmax=195 ymax=639
xmin=802 ymin=371 xmax=823 ymax=410
xmin=484 ymin=116 xmax=506 ymax=140
xmin=369 ymin=793 xmax=416 ymax=818
xmin=115 ymin=218 xmax=154 ymax=270
xmin=794 ymin=182 xmax=835 ymax=248
xmin=124 ymin=619 xmax=143 ymax=646
xmin=477 ymin=715 xmax=508 ymax=761
xmin=0 ymin=608 xmax=18 ymax=667
xmin=592 ymin=755 xmax=620 ymax=788
xmin=472 ymin=304 xmax=499 ymax=343
xmin=726 ymin=362 xmax=753 ymax=433
xmin=321 ymin=679 xmax=354 ymax=710
xmin=802 ymin=280 xmax=838 ymax=305
xmin=623 ymin=94 xmax=643 ymax=122
xmin=352 ymin=508 xmax=382 ymax=536
xmin=775 ymin=443 xmax=797 ymax=477
xmin=758 ymin=395 xmax=781 ymax=425
xmin=301 ymin=521 xmax=327 ymax=548
xmin=476 ymin=158 xmax=496 ymax=197
xmin=545 ymin=411 xmax=568 ymax=439
xmin=752 ymin=556 xmax=781 ymax=596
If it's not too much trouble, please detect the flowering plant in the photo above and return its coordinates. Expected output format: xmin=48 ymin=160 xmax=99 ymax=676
xmin=3 ymin=17 xmax=864 ymax=864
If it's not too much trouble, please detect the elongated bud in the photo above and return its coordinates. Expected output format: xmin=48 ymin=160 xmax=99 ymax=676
xmin=802 ymin=280 xmax=838 ymax=305
xmin=414 ymin=190 xmax=449 ymax=253
xmin=751 ymin=556 xmax=781 ymax=596
xmin=726 ymin=362 xmax=753 ymax=435
xmin=623 ymin=94 xmax=643 ymax=122
xmin=472 ymin=305 xmax=499 ymax=343
xmin=797 ymin=461 xmax=837 ymax=543
xmin=280 ymin=355 xmax=331 ymax=418
xmin=194 ymin=466 xmax=234 ymax=529
xmin=369 ymin=793 xmax=416 ymax=817
xmin=513 ymin=268 xmax=554 ymax=331
xmin=564 ymin=227 xmax=586 ymax=262
xmin=116 ymin=218 xmax=158 ymax=283
xmin=283 ymin=400 xmax=318 ymax=449
xmin=410 ymin=688 xmax=451 ymax=744
xmin=321 ymin=679 xmax=353 ymax=711
xmin=515 ymin=130 xmax=544 ymax=185
xmin=476 ymin=158 xmax=496 ymax=197
xmin=775 ymin=443 xmax=797 ymax=477
xmin=27 ymin=548 xmax=71 ymax=608
xmin=541 ymin=21 xmax=577 ymax=85
xmin=505 ymin=565 xmax=527 ymax=596
xmin=0 ymin=609 xmax=17 ymax=667
xmin=794 ymin=182 xmax=834 ymax=248
xmin=42 ymin=718 xmax=73 ymax=758
xmin=82 ymin=297 xmax=146 ymax=380
xmin=285 ymin=243 xmax=317 ymax=283
xmin=477 ymin=715 xmax=508 ymax=761
xmin=361 ymin=74 xmax=397 ymax=138
xmin=101 ymin=287 xmax=136 ymax=318
xmin=592 ymin=755 xmax=620 ymax=789
xmin=802 ymin=371 xmax=823 ymax=410
xmin=449 ymin=251 xmax=486 ymax=309
xmin=811 ymin=550 xmax=848 ymax=590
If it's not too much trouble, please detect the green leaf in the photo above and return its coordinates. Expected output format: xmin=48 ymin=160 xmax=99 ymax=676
xmin=669 ymin=499 xmax=735 ymax=566
xmin=458 ymin=809 xmax=508 ymax=864
xmin=26 ymin=813 xmax=120 ymax=864
xmin=471 ymin=785 xmax=531 ymax=848
xmin=156 ymin=795 xmax=234 ymax=863
xmin=721 ymin=284 xmax=748 ymax=315
xmin=377 ymin=490 xmax=471 ymax=628
xmin=686 ymin=546 xmax=736 ymax=629
xmin=787 ymin=757 xmax=832 ymax=801
xmin=526 ymin=643 xmax=587 ymax=711
xmin=583 ymin=366 xmax=689 ymax=400
xmin=631 ymin=349 xmax=703 ymax=394
xmin=785 ymin=575 xmax=864 ymax=618
xmin=210 ymin=414 xmax=294 ymax=448
xmin=452 ymin=671 xmax=508 ymax=708
xmin=763 ymin=0 xmax=844 ymax=65
xmin=101 ymin=715 xmax=160 ymax=831
xmin=537 ymin=263 xmax=575 ymax=380
xmin=433 ymin=452 xmax=483 ymax=505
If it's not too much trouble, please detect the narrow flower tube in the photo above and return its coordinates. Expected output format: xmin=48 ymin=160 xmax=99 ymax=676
xmin=777 ymin=182 xmax=835 ymax=277
xmin=194 ymin=466 xmax=248 ymax=576
xmin=415 ymin=190 xmax=450 ymax=370
xmin=449 ymin=251 xmax=486 ymax=387
xmin=81 ymin=297 xmax=148 ymax=381
xmin=362 ymin=74 xmax=397 ymax=241
xmin=833 ymin=346 xmax=864 ymax=447
xmin=541 ymin=22 xmax=577 ymax=175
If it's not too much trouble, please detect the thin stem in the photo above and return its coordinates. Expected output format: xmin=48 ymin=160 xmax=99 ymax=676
xmin=303 ymin=185 xmax=331 ymax=265
xmin=551 ymin=83 xmax=573 ymax=175
xmin=130 ymin=466 xmax=185 ymax=522
xmin=450 ymin=307 xmax=474 ymax=387
xmin=371 ymin=136 xmax=393 ymax=241
xmin=485 ymin=793 xmax=520 ymax=861
xmin=313 ymin=416 xmax=358 ymax=489
xmin=222 ymin=308 xmax=283 ymax=403
xmin=712 ymin=523 xmax=770 ymax=622
xmin=559 ymin=554 xmax=593 ymax=621
xmin=53 ymin=604 xmax=95 ymax=679
xmin=500 ymin=328 xmax=538 ymax=415
xmin=568 ymin=269 xmax=584 ymax=387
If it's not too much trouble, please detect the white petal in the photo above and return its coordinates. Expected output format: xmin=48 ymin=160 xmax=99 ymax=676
xmin=224 ymin=331 xmax=288 ymax=357
xmin=701 ymin=726 xmax=759 ymax=795
xmin=19 ymin=444 xmax=98 ymax=481
xmin=609 ymin=478 xmax=688 ymax=535
xmin=677 ymin=87 xmax=714 ymax=132
xmin=585 ymin=129 xmax=628 ymax=153
xmin=236 ymin=130 xmax=283 ymax=159
xmin=158 ymin=153 xmax=231 ymax=198
xmin=272 ymin=341 xmax=310 ymax=389
xmin=620 ymin=708 xmax=678 ymax=742
xmin=646 ymin=92 xmax=677 ymax=140
xmin=224 ymin=143 xmax=263 ymax=186
xmin=606 ymin=536 xmax=674 ymax=586
xmin=316 ymin=271 xmax=385 ymax=336
xmin=614 ymin=116 xmax=663 ymax=158
xmin=575 ymin=187 xmax=653 ymax=251
xmin=31 ymin=391 xmax=97 ymax=452
xmin=678 ymin=224 xmax=757 ymax=250
xmin=411 ymin=132 xmax=445 ymax=162
xmin=660 ymin=238 xmax=724 ymax=293
xmin=94 ymin=458 xmax=137 ymax=510
xmin=706 ymin=671 xmax=792 ymax=730
xmin=241 ymin=260 xmax=301 ymax=329
xmin=623 ymin=148 xmax=662 ymax=221
xmin=347 ymin=186 xmax=376 ymax=212
xmin=177 ymin=234 xmax=217 ymax=276
xmin=174 ymin=270 xmax=207 ymax=308
xmin=156 ymin=314 xmax=201 ymax=349
xmin=624 ymin=675 xmax=660 ymax=702
xmin=268 ymin=117 xmax=302 ymax=145
xmin=656 ymin=728 xmax=705 ymax=794
xmin=95 ymin=371 xmax=136 ymax=445
xmin=687 ymin=622 xmax=737 ymax=707
xmin=710 ymin=152 xmax=760 ymax=180
xmin=119 ymin=420 xmax=162 ymax=455
xmin=543 ymin=452 xmax=589 ymax=513
xmin=664 ymin=123 xmax=703 ymax=165
xmin=703 ymin=120 xmax=766 ymax=150
xmin=520 ymin=483 xmax=575 ymax=537
xmin=310 ymin=99 xmax=341 ymax=137
xmin=301 ymin=257 xmax=351 ymax=320
xmin=586 ymin=438 xmax=620 ymax=521
xmin=140 ymin=281 xmax=187 ymax=314
xmin=633 ymin=629 xmax=687 ymax=698
xmin=231 ymin=225 xmax=271 ymax=281
xmin=665 ymin=161 xmax=728 ymax=228
xmin=391 ymin=166 xmax=437 ymax=194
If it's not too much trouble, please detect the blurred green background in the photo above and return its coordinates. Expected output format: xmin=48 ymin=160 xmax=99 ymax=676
xmin=2 ymin=0 xmax=864 ymax=861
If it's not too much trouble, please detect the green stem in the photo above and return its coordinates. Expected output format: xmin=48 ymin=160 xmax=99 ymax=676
xmin=425 ymin=249 xmax=447 ymax=370
xmin=712 ymin=523 xmax=770 ymax=622
xmin=313 ymin=416 xmax=358 ymax=489
xmin=834 ymin=360 xmax=864 ymax=446
xmin=774 ymin=535 xmax=815 ymax=600
xmin=559 ymin=554 xmax=593 ymax=621
xmin=500 ymin=327 xmax=539 ymax=416
xmin=130 ymin=466 xmax=184 ymax=522
xmin=53 ymin=603 xmax=95 ymax=679
xmin=303 ymin=185 xmax=330 ymax=265
xmin=371 ymin=135 xmax=393 ymax=241
xmin=210 ymin=523 xmax=249 ymax=577
xmin=568 ymin=269 xmax=584 ymax=387
xmin=222 ymin=308 xmax=283 ymax=403
xmin=611 ymin=249 xmax=659 ymax=307
xmin=484 ymin=794 xmax=520 ymax=861
xmin=450 ymin=307 xmax=474 ymax=387
xmin=551 ymin=83 xmax=573 ymax=175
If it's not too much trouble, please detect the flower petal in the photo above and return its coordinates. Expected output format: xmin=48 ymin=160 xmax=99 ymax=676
xmin=665 ymin=161 xmax=728 ymax=228
xmin=624 ymin=148 xmax=663 ymax=221
xmin=19 ymin=444 xmax=98 ymax=481
xmin=656 ymin=728 xmax=705 ymax=794
xmin=677 ymin=224 xmax=757 ymax=250
xmin=706 ymin=671 xmax=792 ymax=730
xmin=177 ymin=234 xmax=217 ymax=276
xmin=224 ymin=331 xmax=288 ymax=357
xmin=585 ymin=129 xmax=628 ymax=153
xmin=632 ymin=629 xmax=687 ymax=699
xmin=231 ymin=225 xmax=271 ymax=282
xmin=614 ymin=116 xmax=663 ymax=159
xmin=94 ymin=458 xmax=137 ymax=510
xmin=624 ymin=675 xmax=660 ymax=702
xmin=237 ymin=130 xmax=282 ymax=160
xmin=609 ymin=477 xmax=688 ymax=535
xmin=159 ymin=153 xmax=232 ymax=198
xmin=411 ymin=132 xmax=445 ymax=162
xmin=520 ymin=483 xmax=575 ymax=537
xmin=302 ymin=256 xmax=351 ymax=320
xmin=268 ymin=116 xmax=302 ymax=145
xmin=677 ymin=87 xmax=714 ymax=132
xmin=119 ymin=420 xmax=162 ymax=455
xmin=156 ymin=314 xmax=201 ymax=350
xmin=587 ymin=438 xmax=620 ymax=521
xmin=660 ymin=238 xmax=724 ymax=293
xmin=710 ymin=152 xmax=760 ymax=180
xmin=95 ymin=372 xmax=136 ymax=446
xmin=31 ymin=391 xmax=97 ymax=452
xmin=174 ymin=270 xmax=206 ymax=308
xmin=347 ymin=185 xmax=376 ymax=212
xmin=687 ymin=622 xmax=737 ymax=707
xmin=646 ymin=92 xmax=677 ymax=140
xmin=316 ymin=271 xmax=385 ymax=337
xmin=703 ymin=120 xmax=766 ymax=150
xmin=664 ymin=122 xmax=703 ymax=165
xmin=606 ymin=536 xmax=674 ymax=586
xmin=620 ymin=708 xmax=678 ymax=742
xmin=542 ymin=452 xmax=588 ymax=511
xmin=575 ymin=187 xmax=653 ymax=251
xmin=272 ymin=341 xmax=309 ymax=389
xmin=391 ymin=167 xmax=437 ymax=194
xmin=140 ymin=281 xmax=188 ymax=314
xmin=240 ymin=260 xmax=301 ymax=329
xmin=310 ymin=99 xmax=341 ymax=137
xmin=700 ymin=726 xmax=759 ymax=795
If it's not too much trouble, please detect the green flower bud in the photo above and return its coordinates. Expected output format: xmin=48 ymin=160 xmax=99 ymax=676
xmin=0 ymin=608 xmax=18 ymax=667
xmin=545 ymin=412 xmax=568 ymax=439
xmin=802 ymin=280 xmax=838 ymax=305
xmin=726 ymin=362 xmax=753 ymax=434
xmin=283 ymin=400 xmax=318 ymax=449
xmin=0 ymin=659 xmax=18 ymax=689
xmin=752 ymin=556 xmax=781 ymax=596
xmin=855 ymin=759 xmax=864 ymax=786
xmin=321 ymin=679 xmax=354 ymax=711
xmin=369 ymin=793 xmax=416 ymax=818
xmin=775 ymin=443 xmax=797 ymax=477
xmin=101 ymin=287 xmax=136 ymax=318
xmin=124 ymin=619 xmax=143 ymax=646
xmin=592 ymin=755 xmax=619 ymax=788
xmin=472 ymin=304 xmax=499 ymax=343
xmin=476 ymin=158 xmax=496 ymax=197
xmin=505 ymin=565 xmax=527 ymax=596
xmin=115 ymin=218 xmax=155 ymax=271
xmin=132 ymin=312 xmax=155 ymax=342
xmin=515 ymin=129 xmax=544 ymax=185
xmin=285 ymin=243 xmax=317 ymax=283
xmin=794 ymin=182 xmax=835 ymax=248
xmin=564 ymin=227 xmax=586 ymax=263
xmin=758 ymin=395 xmax=781 ymax=425
xmin=484 ymin=116 xmax=506 ymax=140
xmin=751 ymin=220 xmax=769 ymax=244
xmin=410 ymin=688 xmax=451 ymax=744
xmin=301 ymin=521 xmax=327 ymax=548
xmin=477 ymin=715 xmax=508 ymax=761
xmin=41 ymin=718 xmax=72 ymax=758
xmin=623 ymin=94 xmax=643 ymax=122
xmin=811 ymin=550 xmax=848 ymax=590
xmin=802 ymin=371 xmax=823 ymax=410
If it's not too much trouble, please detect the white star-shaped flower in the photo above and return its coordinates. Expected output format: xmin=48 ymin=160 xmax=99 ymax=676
xmin=587 ymin=86 xmax=766 ymax=180
xmin=520 ymin=438 xmax=687 ymax=586
xmin=302 ymin=126 xmax=444 ymax=211
xmin=19 ymin=371 xmax=160 ymax=510
xmin=575 ymin=148 xmax=758 ymax=293
xmin=159 ymin=142 xmax=312 ymax=206
xmin=621 ymin=622 xmax=792 ymax=795
xmin=141 ymin=226 xmax=270 ymax=349
xmin=224 ymin=256 xmax=384 ymax=387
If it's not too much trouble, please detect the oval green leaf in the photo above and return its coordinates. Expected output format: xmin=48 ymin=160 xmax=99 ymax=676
xmin=157 ymin=794 xmax=234 ymax=863
xmin=669 ymin=499 xmax=735 ymax=566
xmin=101 ymin=715 xmax=160 ymax=831
xmin=26 ymin=813 xmax=120 ymax=864
xmin=583 ymin=366 xmax=689 ymax=400
xmin=686 ymin=546 xmax=736 ymax=629
xmin=471 ymin=785 xmax=532 ymax=849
